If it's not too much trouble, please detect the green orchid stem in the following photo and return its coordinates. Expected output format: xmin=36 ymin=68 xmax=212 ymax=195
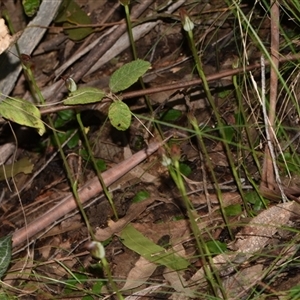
xmin=232 ymin=72 xmax=266 ymax=211
xmin=124 ymin=4 xmax=138 ymax=61
xmin=167 ymin=158 xmax=225 ymax=298
xmin=186 ymin=28 xmax=245 ymax=235
xmin=188 ymin=113 xmax=233 ymax=234
xmin=101 ymin=256 xmax=124 ymax=300
xmin=122 ymin=1 xmax=158 ymax=128
xmin=76 ymin=112 xmax=119 ymax=220
xmin=232 ymin=72 xmax=261 ymax=174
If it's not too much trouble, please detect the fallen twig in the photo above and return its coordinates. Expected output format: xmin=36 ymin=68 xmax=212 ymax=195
xmin=12 ymin=139 xmax=166 ymax=248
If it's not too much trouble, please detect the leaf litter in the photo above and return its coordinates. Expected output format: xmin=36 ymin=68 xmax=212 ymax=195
xmin=1 ymin=0 xmax=300 ymax=299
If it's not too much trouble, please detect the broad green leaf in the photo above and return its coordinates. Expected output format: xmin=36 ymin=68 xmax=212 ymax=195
xmin=0 ymin=157 xmax=33 ymax=181
xmin=120 ymin=224 xmax=190 ymax=271
xmin=0 ymin=97 xmax=45 ymax=135
xmin=0 ymin=235 xmax=12 ymax=279
xmin=108 ymin=101 xmax=131 ymax=131
xmin=109 ymin=60 xmax=151 ymax=93
xmin=55 ymin=0 xmax=93 ymax=41
xmin=63 ymin=87 xmax=105 ymax=105
xmin=22 ymin=0 xmax=40 ymax=17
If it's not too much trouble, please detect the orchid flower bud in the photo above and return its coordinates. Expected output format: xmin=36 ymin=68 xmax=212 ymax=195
xmin=179 ymin=8 xmax=194 ymax=32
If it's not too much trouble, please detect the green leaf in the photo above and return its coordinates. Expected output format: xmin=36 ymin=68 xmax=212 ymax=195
xmin=160 ymin=109 xmax=182 ymax=122
xmin=56 ymin=130 xmax=80 ymax=149
xmin=0 ymin=235 xmax=12 ymax=279
xmin=91 ymin=280 xmax=104 ymax=294
xmin=0 ymin=157 xmax=34 ymax=181
xmin=132 ymin=190 xmax=150 ymax=203
xmin=95 ymin=159 xmax=106 ymax=171
xmin=179 ymin=163 xmax=192 ymax=177
xmin=224 ymin=204 xmax=242 ymax=217
xmin=64 ymin=87 xmax=105 ymax=105
xmin=218 ymin=89 xmax=231 ymax=99
xmin=245 ymin=191 xmax=260 ymax=205
xmin=22 ymin=0 xmax=40 ymax=17
xmin=206 ymin=240 xmax=227 ymax=255
xmin=55 ymin=109 xmax=75 ymax=127
xmin=245 ymin=191 xmax=266 ymax=211
xmin=0 ymin=293 xmax=10 ymax=300
xmin=223 ymin=125 xmax=235 ymax=142
xmin=109 ymin=60 xmax=151 ymax=93
xmin=288 ymin=284 xmax=300 ymax=300
xmin=55 ymin=0 xmax=93 ymax=41
xmin=0 ymin=96 xmax=45 ymax=135
xmin=120 ymin=224 xmax=190 ymax=271
xmin=82 ymin=296 xmax=95 ymax=300
xmin=108 ymin=101 xmax=131 ymax=131
xmin=80 ymin=150 xmax=106 ymax=171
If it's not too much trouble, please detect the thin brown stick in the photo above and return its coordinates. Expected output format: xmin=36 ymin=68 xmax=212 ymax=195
xmin=260 ymin=0 xmax=280 ymax=192
xmin=39 ymin=53 xmax=300 ymax=115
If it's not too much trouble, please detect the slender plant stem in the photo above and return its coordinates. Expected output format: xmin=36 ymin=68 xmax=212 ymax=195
xmin=166 ymin=155 xmax=225 ymax=298
xmin=76 ymin=112 xmax=119 ymax=220
xmin=186 ymin=27 xmax=234 ymax=240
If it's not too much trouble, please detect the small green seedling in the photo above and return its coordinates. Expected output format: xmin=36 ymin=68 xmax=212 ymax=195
xmin=22 ymin=0 xmax=40 ymax=17
xmin=52 ymin=109 xmax=80 ymax=149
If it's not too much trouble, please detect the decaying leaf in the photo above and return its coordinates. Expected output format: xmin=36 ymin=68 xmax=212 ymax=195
xmin=0 ymin=157 xmax=34 ymax=181
xmin=185 ymin=201 xmax=299 ymax=299
xmin=0 ymin=96 xmax=45 ymax=135
xmin=121 ymin=256 xmax=157 ymax=291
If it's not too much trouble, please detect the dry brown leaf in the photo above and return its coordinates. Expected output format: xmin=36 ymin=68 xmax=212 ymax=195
xmin=221 ymin=264 xmax=264 ymax=299
xmin=163 ymin=269 xmax=197 ymax=299
xmin=124 ymin=284 xmax=165 ymax=300
xmin=233 ymin=201 xmax=296 ymax=253
xmin=3 ymin=253 xmax=34 ymax=287
xmin=185 ymin=201 xmax=299 ymax=297
xmin=121 ymin=256 xmax=157 ymax=291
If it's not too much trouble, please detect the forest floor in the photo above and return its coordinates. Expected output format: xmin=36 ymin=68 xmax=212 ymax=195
xmin=1 ymin=0 xmax=300 ymax=299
